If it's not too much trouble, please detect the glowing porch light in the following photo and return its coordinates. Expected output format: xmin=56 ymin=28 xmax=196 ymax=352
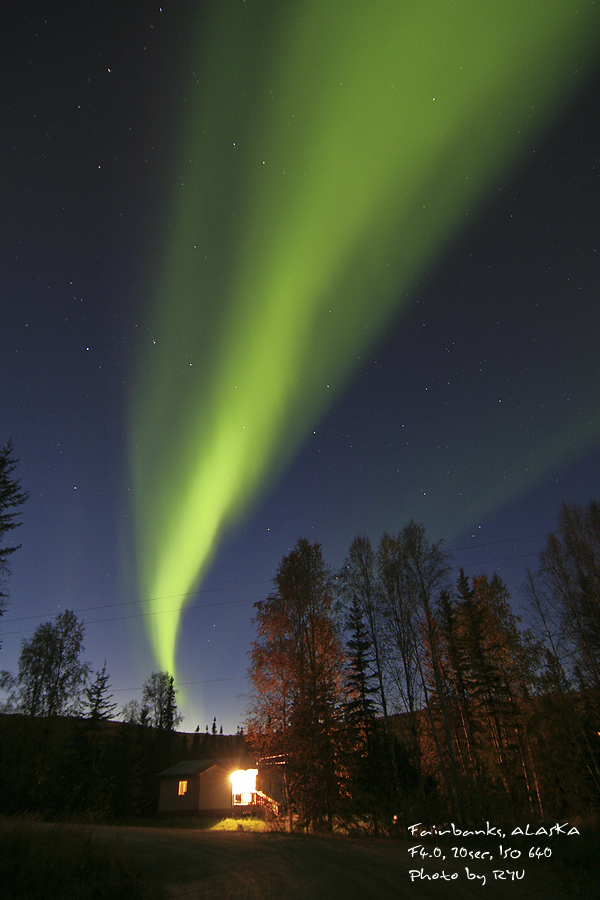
xmin=230 ymin=769 xmax=258 ymax=793
xmin=230 ymin=769 xmax=258 ymax=804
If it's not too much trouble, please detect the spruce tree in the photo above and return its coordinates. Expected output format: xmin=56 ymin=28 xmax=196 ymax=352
xmin=0 ymin=440 xmax=28 ymax=624
xmin=85 ymin=661 xmax=117 ymax=721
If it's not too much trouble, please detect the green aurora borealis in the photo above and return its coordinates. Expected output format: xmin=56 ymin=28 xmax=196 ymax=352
xmin=128 ymin=1 xmax=599 ymax=678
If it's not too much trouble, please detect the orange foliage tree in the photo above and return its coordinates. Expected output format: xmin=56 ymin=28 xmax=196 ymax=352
xmin=246 ymin=538 xmax=346 ymax=829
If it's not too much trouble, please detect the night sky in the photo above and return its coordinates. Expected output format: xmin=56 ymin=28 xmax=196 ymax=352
xmin=2 ymin=2 xmax=599 ymax=734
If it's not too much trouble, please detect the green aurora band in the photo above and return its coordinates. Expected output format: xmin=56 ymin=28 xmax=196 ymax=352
xmin=129 ymin=1 xmax=600 ymax=678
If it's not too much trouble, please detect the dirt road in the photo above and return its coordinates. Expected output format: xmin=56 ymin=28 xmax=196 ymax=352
xmin=94 ymin=825 xmax=579 ymax=900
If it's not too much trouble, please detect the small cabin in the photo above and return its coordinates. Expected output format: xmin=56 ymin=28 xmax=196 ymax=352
xmin=157 ymin=759 xmax=278 ymax=816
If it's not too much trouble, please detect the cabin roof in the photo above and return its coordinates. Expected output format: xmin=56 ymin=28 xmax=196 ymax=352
xmin=157 ymin=759 xmax=230 ymax=778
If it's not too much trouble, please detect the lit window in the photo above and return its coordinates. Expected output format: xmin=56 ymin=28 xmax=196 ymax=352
xmin=178 ymin=780 xmax=188 ymax=796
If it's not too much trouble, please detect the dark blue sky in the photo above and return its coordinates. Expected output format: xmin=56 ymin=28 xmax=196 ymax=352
xmin=1 ymin=2 xmax=599 ymax=733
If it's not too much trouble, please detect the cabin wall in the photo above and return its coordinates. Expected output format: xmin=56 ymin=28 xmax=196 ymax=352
xmin=158 ymin=775 xmax=200 ymax=813
xmin=198 ymin=765 xmax=232 ymax=813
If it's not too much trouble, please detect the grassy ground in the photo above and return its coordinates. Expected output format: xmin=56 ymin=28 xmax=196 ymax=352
xmin=209 ymin=815 xmax=273 ymax=831
xmin=0 ymin=818 xmax=165 ymax=900
xmin=3 ymin=813 xmax=596 ymax=899
xmin=119 ymin=813 xmax=276 ymax=831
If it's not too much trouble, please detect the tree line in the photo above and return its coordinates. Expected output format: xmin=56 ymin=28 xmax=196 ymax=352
xmin=245 ymin=503 xmax=600 ymax=831
xmin=0 ymin=600 xmax=239 ymax=821
xmin=0 ymin=701 xmax=245 ymax=821
xmin=0 ymin=609 xmax=180 ymax=729
xmin=0 ymin=605 xmax=191 ymax=819
xmin=0 ymin=442 xmax=241 ymax=821
xmin=0 ymin=609 xmax=246 ymax=820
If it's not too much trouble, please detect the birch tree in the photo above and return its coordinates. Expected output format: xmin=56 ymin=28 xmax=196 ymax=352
xmin=3 ymin=610 xmax=90 ymax=716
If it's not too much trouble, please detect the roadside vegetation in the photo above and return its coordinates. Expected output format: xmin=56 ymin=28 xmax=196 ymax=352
xmin=120 ymin=814 xmax=274 ymax=832
xmin=210 ymin=816 xmax=272 ymax=832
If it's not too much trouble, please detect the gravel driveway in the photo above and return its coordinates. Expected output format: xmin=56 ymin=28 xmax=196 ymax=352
xmin=93 ymin=825 xmax=578 ymax=900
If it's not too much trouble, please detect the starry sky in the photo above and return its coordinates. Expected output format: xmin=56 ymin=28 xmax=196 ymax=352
xmin=1 ymin=2 xmax=599 ymax=734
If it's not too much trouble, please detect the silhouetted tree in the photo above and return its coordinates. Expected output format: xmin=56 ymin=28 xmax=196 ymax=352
xmin=141 ymin=671 xmax=182 ymax=731
xmin=85 ymin=661 xmax=117 ymax=721
xmin=524 ymin=501 xmax=600 ymax=809
xmin=120 ymin=699 xmax=146 ymax=724
xmin=389 ymin=522 xmax=464 ymax=821
xmin=534 ymin=501 xmax=600 ymax=690
xmin=376 ymin=532 xmax=423 ymax=768
xmin=0 ymin=439 xmax=28 ymax=627
xmin=339 ymin=536 xmax=388 ymax=717
xmin=2 ymin=610 xmax=90 ymax=716
xmin=345 ymin=598 xmax=379 ymax=736
xmin=338 ymin=535 xmax=406 ymax=814
xmin=248 ymin=538 xmax=345 ymax=829
xmin=436 ymin=579 xmax=485 ymax=817
xmin=343 ymin=597 xmax=390 ymax=829
xmin=439 ymin=571 xmax=543 ymax=818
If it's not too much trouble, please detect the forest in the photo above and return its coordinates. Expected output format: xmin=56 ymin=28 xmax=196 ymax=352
xmin=246 ymin=502 xmax=600 ymax=832
xmin=0 ymin=436 xmax=598 ymax=830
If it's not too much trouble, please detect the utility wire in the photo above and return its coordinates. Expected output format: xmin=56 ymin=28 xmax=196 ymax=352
xmin=4 ymin=578 xmax=272 ymax=624
xmin=1 ymin=594 xmax=263 ymax=637
xmin=110 ymin=675 xmax=247 ymax=694
xmin=447 ymin=532 xmax=550 ymax=553
xmin=450 ymin=551 xmax=539 ymax=570
xmin=3 ymin=554 xmax=542 ymax=638
xmin=2 ymin=531 xmax=551 ymax=637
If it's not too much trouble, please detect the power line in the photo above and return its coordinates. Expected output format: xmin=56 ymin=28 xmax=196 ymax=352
xmin=1 ymin=593 xmax=265 ymax=638
xmin=3 ymin=578 xmax=272 ymax=625
xmin=450 ymin=551 xmax=539 ymax=570
xmin=83 ymin=594 xmax=262 ymax=628
xmin=447 ymin=532 xmax=550 ymax=554
xmin=2 ymin=531 xmax=551 ymax=638
xmin=110 ymin=674 xmax=247 ymax=694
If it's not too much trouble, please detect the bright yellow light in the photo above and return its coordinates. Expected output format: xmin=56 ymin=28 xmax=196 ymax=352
xmin=230 ymin=769 xmax=258 ymax=794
